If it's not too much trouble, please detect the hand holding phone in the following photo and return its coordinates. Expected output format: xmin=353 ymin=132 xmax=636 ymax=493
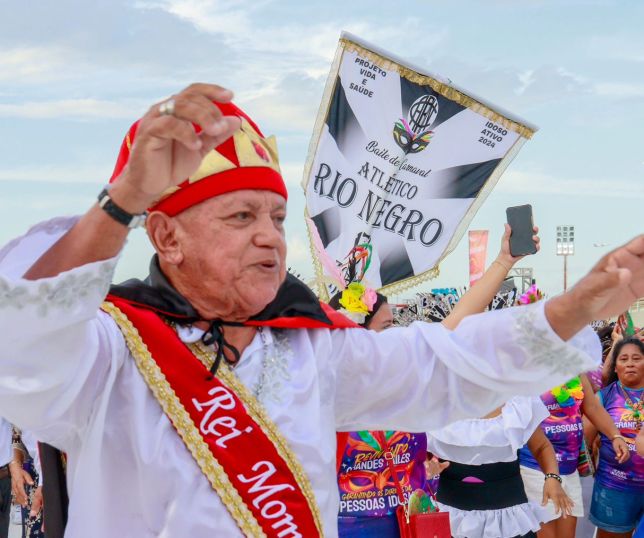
xmin=506 ymin=204 xmax=538 ymax=257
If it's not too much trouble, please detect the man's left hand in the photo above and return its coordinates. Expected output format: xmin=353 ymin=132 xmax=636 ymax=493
xmin=546 ymin=235 xmax=644 ymax=340
xmin=572 ymin=235 xmax=644 ymax=321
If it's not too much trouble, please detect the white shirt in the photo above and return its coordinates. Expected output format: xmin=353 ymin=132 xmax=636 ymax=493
xmin=0 ymin=217 xmax=600 ymax=538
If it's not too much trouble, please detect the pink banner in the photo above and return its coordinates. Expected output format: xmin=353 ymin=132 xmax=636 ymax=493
xmin=468 ymin=230 xmax=489 ymax=287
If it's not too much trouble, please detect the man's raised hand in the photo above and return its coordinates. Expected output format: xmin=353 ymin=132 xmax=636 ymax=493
xmin=112 ymin=83 xmax=241 ymax=213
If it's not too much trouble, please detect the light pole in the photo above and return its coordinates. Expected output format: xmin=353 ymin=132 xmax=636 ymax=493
xmin=556 ymin=225 xmax=575 ymax=292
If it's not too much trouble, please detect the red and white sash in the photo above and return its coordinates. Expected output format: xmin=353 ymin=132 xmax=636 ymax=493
xmin=102 ymin=299 xmax=323 ymax=538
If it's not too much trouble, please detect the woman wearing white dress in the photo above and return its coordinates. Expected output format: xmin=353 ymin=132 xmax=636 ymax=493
xmin=427 ymin=397 xmax=571 ymax=538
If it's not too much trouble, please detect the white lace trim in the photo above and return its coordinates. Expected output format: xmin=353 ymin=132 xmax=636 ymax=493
xmin=24 ymin=216 xmax=80 ymax=236
xmin=0 ymin=262 xmax=115 ymax=316
xmin=253 ymin=328 xmax=293 ymax=405
xmin=515 ymin=306 xmax=588 ymax=376
xmin=436 ymin=500 xmax=549 ymax=538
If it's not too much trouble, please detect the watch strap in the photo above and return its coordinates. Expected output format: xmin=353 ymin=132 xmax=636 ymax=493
xmin=98 ymin=188 xmax=147 ymax=228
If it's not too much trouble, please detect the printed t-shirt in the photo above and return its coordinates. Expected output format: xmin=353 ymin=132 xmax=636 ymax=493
xmin=596 ymin=382 xmax=644 ymax=492
xmin=337 ymin=431 xmax=427 ymax=518
xmin=519 ymin=377 xmax=584 ymax=475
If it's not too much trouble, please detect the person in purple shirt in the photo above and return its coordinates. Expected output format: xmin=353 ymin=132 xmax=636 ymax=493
xmin=518 ymin=373 xmax=629 ymax=538
xmin=586 ymin=337 xmax=644 ymax=538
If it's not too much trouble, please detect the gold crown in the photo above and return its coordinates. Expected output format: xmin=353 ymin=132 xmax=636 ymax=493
xmin=189 ymin=118 xmax=281 ymax=183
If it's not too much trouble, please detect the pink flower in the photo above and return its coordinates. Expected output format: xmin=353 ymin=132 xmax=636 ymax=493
xmin=361 ymin=287 xmax=377 ymax=312
xmin=518 ymin=284 xmax=543 ymax=305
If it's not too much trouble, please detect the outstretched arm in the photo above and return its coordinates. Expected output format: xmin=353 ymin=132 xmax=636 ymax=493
xmin=579 ymin=374 xmax=630 ymax=463
xmin=442 ymin=224 xmax=539 ymax=330
xmin=331 ymin=298 xmax=600 ymax=432
xmin=544 ymin=235 xmax=644 ymax=340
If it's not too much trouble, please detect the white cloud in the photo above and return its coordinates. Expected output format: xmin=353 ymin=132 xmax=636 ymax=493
xmin=286 ymin=234 xmax=315 ymax=278
xmin=0 ymin=194 xmax=94 ymax=212
xmin=593 ymin=82 xmax=644 ymax=99
xmin=279 ymin=161 xmax=306 ymax=187
xmin=0 ymin=164 xmax=111 ymax=183
xmin=135 ymin=0 xmax=253 ymax=36
xmin=588 ymin=34 xmax=644 ymax=64
xmin=0 ymin=98 xmax=148 ymax=120
xmin=0 ymin=46 xmax=79 ymax=83
xmin=133 ymin=0 xmax=407 ymax=78
xmin=497 ymin=169 xmax=644 ymax=199
xmin=511 ymin=65 xmax=590 ymax=103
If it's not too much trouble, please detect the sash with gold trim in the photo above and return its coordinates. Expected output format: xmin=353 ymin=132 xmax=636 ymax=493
xmin=102 ymin=298 xmax=323 ymax=538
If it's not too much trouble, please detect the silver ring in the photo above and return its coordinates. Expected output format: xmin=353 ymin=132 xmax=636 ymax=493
xmin=158 ymin=98 xmax=175 ymax=117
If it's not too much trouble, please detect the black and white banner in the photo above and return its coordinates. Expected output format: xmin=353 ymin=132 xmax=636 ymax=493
xmin=303 ymin=33 xmax=536 ymax=295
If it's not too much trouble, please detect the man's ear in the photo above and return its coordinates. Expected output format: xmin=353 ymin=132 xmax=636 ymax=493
xmin=146 ymin=211 xmax=184 ymax=266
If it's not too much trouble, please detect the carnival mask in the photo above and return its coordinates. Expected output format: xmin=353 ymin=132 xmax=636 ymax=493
xmin=393 ymin=120 xmax=433 ymax=154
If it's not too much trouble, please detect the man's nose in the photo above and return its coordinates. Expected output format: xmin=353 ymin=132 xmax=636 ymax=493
xmin=253 ymin=214 xmax=284 ymax=247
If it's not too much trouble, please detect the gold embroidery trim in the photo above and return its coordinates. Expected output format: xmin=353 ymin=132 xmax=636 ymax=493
xmin=102 ymin=302 xmax=267 ymax=538
xmin=189 ymin=341 xmax=325 ymax=537
xmin=339 ymin=38 xmax=535 ymax=140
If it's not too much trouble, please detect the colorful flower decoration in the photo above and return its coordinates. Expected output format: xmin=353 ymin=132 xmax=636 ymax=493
xmin=362 ymin=288 xmax=377 ymax=311
xmin=518 ymin=284 xmax=543 ymax=305
xmin=408 ymin=489 xmax=437 ymax=515
xmin=551 ymin=377 xmax=583 ymax=410
xmin=338 ymin=282 xmax=379 ymax=324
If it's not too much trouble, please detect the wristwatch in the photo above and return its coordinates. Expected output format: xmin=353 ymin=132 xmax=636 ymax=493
xmin=98 ymin=187 xmax=147 ymax=228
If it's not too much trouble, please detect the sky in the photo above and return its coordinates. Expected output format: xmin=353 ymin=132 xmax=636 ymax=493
xmin=0 ymin=0 xmax=642 ymax=300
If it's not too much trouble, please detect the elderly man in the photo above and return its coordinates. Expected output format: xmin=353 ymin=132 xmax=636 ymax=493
xmin=0 ymin=84 xmax=642 ymax=537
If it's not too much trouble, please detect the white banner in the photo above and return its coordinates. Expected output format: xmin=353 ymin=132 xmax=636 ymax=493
xmin=303 ymin=33 xmax=537 ymax=296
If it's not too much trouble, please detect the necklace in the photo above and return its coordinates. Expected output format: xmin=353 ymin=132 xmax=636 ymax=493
xmin=186 ymin=327 xmax=293 ymax=404
xmin=619 ymin=383 xmax=644 ymax=425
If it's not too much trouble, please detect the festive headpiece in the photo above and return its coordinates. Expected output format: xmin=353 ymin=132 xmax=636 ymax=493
xmin=328 ymin=283 xmax=386 ymax=326
xmin=550 ymin=376 xmax=584 ymax=411
xmin=306 ymin=215 xmax=385 ymax=325
xmin=109 ymin=102 xmax=287 ymax=216
xmin=518 ymin=284 xmax=543 ymax=305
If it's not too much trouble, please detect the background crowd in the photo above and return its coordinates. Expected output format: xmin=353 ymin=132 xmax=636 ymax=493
xmin=332 ymin=229 xmax=644 ymax=538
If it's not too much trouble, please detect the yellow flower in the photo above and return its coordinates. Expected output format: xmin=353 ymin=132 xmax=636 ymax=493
xmin=339 ymin=283 xmax=369 ymax=314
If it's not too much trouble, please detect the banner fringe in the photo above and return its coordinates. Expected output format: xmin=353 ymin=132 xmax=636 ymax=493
xmin=340 ymin=38 xmax=535 ymax=140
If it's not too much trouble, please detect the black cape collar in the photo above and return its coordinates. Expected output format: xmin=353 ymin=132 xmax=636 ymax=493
xmin=108 ymin=255 xmax=332 ymax=327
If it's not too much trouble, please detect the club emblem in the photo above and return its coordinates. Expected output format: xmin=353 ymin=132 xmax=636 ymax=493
xmin=393 ymin=94 xmax=438 ymax=154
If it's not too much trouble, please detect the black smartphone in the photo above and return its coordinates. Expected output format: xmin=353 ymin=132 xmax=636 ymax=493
xmin=506 ymin=204 xmax=537 ymax=257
